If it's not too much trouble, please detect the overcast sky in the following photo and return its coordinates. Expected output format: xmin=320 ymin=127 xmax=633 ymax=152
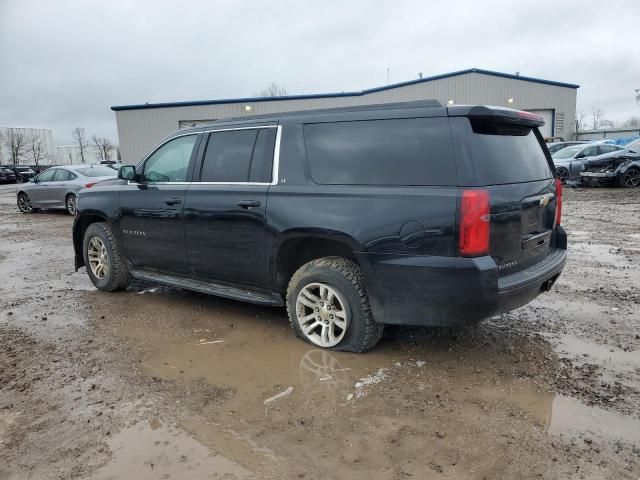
xmin=1 ymin=0 xmax=639 ymax=147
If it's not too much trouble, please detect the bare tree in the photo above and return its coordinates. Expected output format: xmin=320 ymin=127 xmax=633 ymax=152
xmin=591 ymin=107 xmax=604 ymax=131
xmin=92 ymin=135 xmax=114 ymax=161
xmin=599 ymin=119 xmax=616 ymax=129
xmin=71 ymin=127 xmax=89 ymax=163
xmin=4 ymin=128 xmax=28 ymax=165
xmin=255 ymin=82 xmax=287 ymax=97
xmin=26 ymin=133 xmax=49 ymax=165
xmin=621 ymin=116 xmax=640 ymax=128
xmin=575 ymin=111 xmax=587 ymax=133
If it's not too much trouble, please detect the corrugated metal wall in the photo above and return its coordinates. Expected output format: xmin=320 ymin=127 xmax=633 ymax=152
xmin=115 ymin=72 xmax=577 ymax=163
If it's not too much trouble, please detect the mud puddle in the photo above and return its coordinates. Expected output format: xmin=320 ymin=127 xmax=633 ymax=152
xmin=89 ymin=419 xmax=252 ymax=480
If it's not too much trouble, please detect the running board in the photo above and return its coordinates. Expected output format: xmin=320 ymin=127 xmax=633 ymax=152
xmin=130 ymin=268 xmax=283 ymax=306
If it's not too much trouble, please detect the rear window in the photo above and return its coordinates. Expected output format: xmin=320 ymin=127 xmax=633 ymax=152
xmin=77 ymin=166 xmax=116 ymax=177
xmin=303 ymin=118 xmax=456 ymax=186
xmin=465 ymin=118 xmax=552 ymax=185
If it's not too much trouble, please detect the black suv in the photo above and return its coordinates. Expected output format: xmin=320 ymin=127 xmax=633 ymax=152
xmin=73 ymin=101 xmax=566 ymax=352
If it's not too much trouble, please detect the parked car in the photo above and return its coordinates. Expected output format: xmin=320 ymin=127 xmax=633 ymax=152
xmin=72 ymin=101 xmax=566 ymax=352
xmin=581 ymin=138 xmax=640 ymax=187
xmin=12 ymin=166 xmax=37 ymax=183
xmin=0 ymin=167 xmax=17 ymax=183
xmin=16 ymin=165 xmax=117 ymax=215
xmin=552 ymin=143 xmax=622 ymax=182
xmin=546 ymin=141 xmax=588 ymax=155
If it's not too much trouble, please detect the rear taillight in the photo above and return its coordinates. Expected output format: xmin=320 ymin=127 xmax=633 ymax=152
xmin=85 ymin=182 xmax=97 ymax=188
xmin=554 ymin=177 xmax=562 ymax=225
xmin=459 ymin=189 xmax=490 ymax=257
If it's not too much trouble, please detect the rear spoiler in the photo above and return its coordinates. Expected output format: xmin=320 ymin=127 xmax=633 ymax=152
xmin=447 ymin=105 xmax=545 ymax=127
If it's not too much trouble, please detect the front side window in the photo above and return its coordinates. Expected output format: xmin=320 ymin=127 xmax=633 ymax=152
xmin=581 ymin=146 xmax=598 ymax=157
xmin=36 ymin=169 xmax=57 ymax=182
xmin=143 ymin=135 xmax=198 ymax=182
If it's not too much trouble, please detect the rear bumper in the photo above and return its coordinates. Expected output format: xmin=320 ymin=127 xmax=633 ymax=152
xmin=357 ymin=227 xmax=567 ymax=326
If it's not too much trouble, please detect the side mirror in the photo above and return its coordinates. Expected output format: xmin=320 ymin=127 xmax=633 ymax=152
xmin=118 ymin=165 xmax=137 ymax=181
xmin=575 ymin=153 xmax=585 ymax=159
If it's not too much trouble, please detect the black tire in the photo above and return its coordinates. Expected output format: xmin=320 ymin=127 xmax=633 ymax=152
xmin=82 ymin=222 xmax=131 ymax=291
xmin=555 ymin=167 xmax=568 ymax=184
xmin=286 ymin=256 xmax=384 ymax=353
xmin=17 ymin=192 xmax=34 ymax=213
xmin=619 ymin=167 xmax=640 ymax=188
xmin=65 ymin=193 xmax=77 ymax=215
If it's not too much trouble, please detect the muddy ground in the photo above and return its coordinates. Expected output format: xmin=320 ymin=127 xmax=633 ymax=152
xmin=0 ymin=183 xmax=639 ymax=480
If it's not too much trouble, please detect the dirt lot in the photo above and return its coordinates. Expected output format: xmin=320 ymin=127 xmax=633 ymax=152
xmin=0 ymin=183 xmax=639 ymax=480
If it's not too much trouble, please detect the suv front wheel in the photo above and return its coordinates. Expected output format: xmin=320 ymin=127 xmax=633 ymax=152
xmin=286 ymin=256 xmax=384 ymax=352
xmin=83 ymin=223 xmax=131 ymax=291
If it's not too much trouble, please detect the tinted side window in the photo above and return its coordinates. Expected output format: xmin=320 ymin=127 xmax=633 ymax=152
xmin=303 ymin=118 xmax=456 ymax=186
xmin=200 ymin=129 xmax=258 ymax=182
xmin=249 ymin=128 xmax=276 ymax=183
xmin=143 ymin=134 xmax=198 ymax=182
xmin=37 ymin=169 xmax=57 ymax=182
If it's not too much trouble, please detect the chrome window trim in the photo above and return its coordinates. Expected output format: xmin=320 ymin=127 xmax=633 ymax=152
xmin=129 ymin=125 xmax=281 ymax=187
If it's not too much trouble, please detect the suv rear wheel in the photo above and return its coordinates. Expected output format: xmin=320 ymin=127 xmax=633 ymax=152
xmin=83 ymin=223 xmax=131 ymax=291
xmin=286 ymin=256 xmax=384 ymax=352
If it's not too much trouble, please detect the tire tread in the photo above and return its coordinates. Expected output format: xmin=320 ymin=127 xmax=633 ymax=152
xmin=286 ymin=256 xmax=383 ymax=352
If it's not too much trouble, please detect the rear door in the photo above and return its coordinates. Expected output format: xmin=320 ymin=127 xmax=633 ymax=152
xmin=450 ymin=116 xmax=558 ymax=274
xmin=51 ymin=169 xmax=77 ymax=206
xmin=183 ymin=126 xmax=276 ymax=289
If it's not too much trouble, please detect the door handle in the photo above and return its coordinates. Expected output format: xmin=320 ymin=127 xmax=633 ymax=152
xmin=164 ymin=197 xmax=182 ymax=206
xmin=237 ymin=200 xmax=261 ymax=209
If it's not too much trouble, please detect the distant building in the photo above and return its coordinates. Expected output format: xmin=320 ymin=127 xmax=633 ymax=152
xmin=112 ymin=68 xmax=579 ymax=163
xmin=55 ymin=145 xmax=102 ymax=165
xmin=0 ymin=127 xmax=55 ymax=166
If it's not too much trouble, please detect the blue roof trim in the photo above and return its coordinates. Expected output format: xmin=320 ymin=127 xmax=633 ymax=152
xmin=111 ymin=68 xmax=580 ymax=111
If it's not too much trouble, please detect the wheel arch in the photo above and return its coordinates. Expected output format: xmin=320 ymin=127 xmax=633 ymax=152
xmin=73 ymin=211 xmax=112 ymax=270
xmin=273 ymin=230 xmax=363 ymax=295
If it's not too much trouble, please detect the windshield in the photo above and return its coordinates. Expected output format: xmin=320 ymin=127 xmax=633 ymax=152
xmin=552 ymin=145 xmax=583 ymax=159
xmin=76 ymin=166 xmax=117 ymax=177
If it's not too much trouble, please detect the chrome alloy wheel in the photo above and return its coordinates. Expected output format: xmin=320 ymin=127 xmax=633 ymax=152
xmin=296 ymin=282 xmax=349 ymax=348
xmin=623 ymin=169 xmax=640 ymax=187
xmin=87 ymin=237 xmax=109 ymax=279
xmin=17 ymin=193 xmax=32 ymax=213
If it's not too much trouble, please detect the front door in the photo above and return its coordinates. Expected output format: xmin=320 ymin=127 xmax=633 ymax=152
xmin=184 ymin=126 xmax=277 ymax=290
xmin=28 ymin=168 xmax=59 ymax=206
xmin=118 ymin=133 xmax=201 ymax=275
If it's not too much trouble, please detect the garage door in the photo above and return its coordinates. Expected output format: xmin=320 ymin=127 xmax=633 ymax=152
xmin=526 ymin=110 xmax=553 ymax=138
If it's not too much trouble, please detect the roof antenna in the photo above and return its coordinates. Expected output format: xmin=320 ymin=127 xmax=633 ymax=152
xmin=387 ymin=67 xmax=390 ymax=85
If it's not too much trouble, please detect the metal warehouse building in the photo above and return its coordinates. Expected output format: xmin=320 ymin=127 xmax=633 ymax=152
xmin=112 ymin=68 xmax=579 ymax=164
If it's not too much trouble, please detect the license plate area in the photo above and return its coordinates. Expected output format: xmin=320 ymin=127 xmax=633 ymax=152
xmin=520 ymin=193 xmax=554 ymax=251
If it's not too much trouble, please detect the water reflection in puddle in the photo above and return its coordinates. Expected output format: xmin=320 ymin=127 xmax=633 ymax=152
xmin=89 ymin=419 xmax=252 ymax=480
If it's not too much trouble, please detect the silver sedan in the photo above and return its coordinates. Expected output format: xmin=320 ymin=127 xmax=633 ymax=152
xmin=16 ymin=165 xmax=117 ymax=215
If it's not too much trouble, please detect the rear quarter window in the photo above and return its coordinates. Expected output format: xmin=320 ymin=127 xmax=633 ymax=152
xmin=303 ymin=117 xmax=456 ymax=186
xmin=452 ymin=117 xmax=553 ymax=186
